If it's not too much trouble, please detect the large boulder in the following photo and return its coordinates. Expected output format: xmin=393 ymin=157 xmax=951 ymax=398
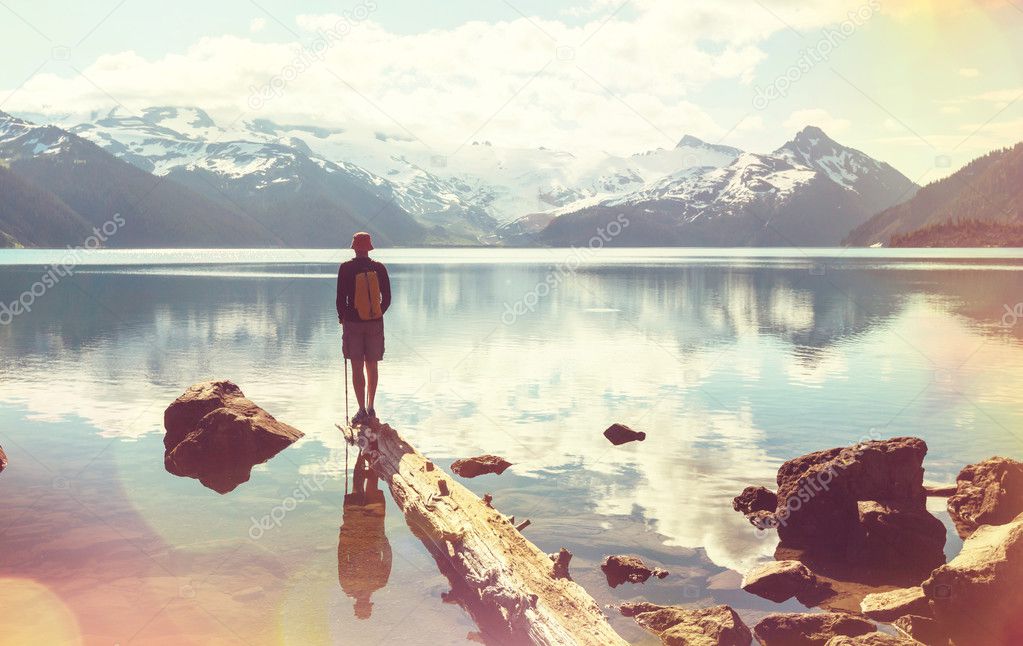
xmin=632 ymin=604 xmax=752 ymax=646
xmin=451 ymin=455 xmax=512 ymax=478
xmin=600 ymin=554 xmax=667 ymax=587
xmin=733 ymin=486 xmax=778 ymax=514
xmin=921 ymin=511 xmax=1023 ymax=645
xmin=754 ymin=613 xmax=876 ymax=646
xmin=741 ymin=560 xmax=816 ymax=603
xmin=859 ymin=587 xmax=930 ymax=622
xmin=774 ymin=437 xmax=928 ymax=549
xmin=0 ymin=444 xmax=6 ymax=472
xmin=164 ymin=381 xmax=303 ymax=493
xmin=946 ymin=457 xmax=1023 ymax=538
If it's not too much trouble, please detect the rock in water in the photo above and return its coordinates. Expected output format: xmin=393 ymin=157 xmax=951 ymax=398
xmin=601 ymin=555 xmax=667 ymax=587
xmin=769 ymin=437 xmax=944 ymax=577
xmin=859 ymin=587 xmax=930 ymax=622
xmin=632 ymin=604 xmax=752 ymax=646
xmin=741 ymin=560 xmax=816 ymax=603
xmin=164 ymin=381 xmax=303 ymax=493
xmin=754 ymin=613 xmax=876 ymax=646
xmin=0 ymin=445 xmax=6 ymax=472
xmin=603 ymin=423 xmax=646 ymax=445
xmin=733 ymin=486 xmax=778 ymax=514
xmin=450 ymin=455 xmax=512 ymax=478
xmin=946 ymin=456 xmax=1023 ymax=538
xmin=921 ymin=511 xmax=1023 ymax=645
xmin=164 ymin=380 xmax=245 ymax=450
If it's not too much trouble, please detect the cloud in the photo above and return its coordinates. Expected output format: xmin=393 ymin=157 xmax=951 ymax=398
xmin=959 ymin=67 xmax=980 ymax=78
xmin=783 ymin=108 xmax=851 ymax=134
xmin=1 ymin=1 xmax=897 ymax=153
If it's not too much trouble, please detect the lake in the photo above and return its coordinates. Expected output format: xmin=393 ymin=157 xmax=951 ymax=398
xmin=1 ymin=248 xmax=1022 ymax=645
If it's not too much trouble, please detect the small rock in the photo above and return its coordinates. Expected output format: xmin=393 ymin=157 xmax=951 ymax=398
xmin=741 ymin=560 xmax=816 ymax=603
xmin=600 ymin=554 xmax=666 ymax=587
xmin=450 ymin=455 xmax=512 ymax=478
xmin=859 ymin=587 xmax=930 ymax=622
xmin=891 ymin=615 xmax=950 ymax=646
xmin=603 ymin=423 xmax=646 ymax=446
xmin=633 ymin=604 xmax=752 ymax=646
xmin=922 ymin=511 xmax=1023 ymax=645
xmin=733 ymin=486 xmax=778 ymax=514
xmin=0 ymin=445 xmax=6 ymax=472
xmin=946 ymin=456 xmax=1023 ymax=538
xmin=825 ymin=635 xmax=915 ymax=645
xmin=754 ymin=612 xmax=876 ymax=646
xmin=549 ymin=548 xmax=572 ymax=580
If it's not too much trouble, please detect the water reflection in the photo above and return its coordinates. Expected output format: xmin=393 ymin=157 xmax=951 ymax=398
xmin=338 ymin=451 xmax=392 ymax=619
xmin=1 ymin=251 xmax=1022 ymax=644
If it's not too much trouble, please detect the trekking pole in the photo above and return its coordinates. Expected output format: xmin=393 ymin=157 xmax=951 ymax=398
xmin=344 ymin=356 xmax=350 ymax=426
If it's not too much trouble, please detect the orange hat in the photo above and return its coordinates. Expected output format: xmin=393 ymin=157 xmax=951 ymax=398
xmin=351 ymin=232 xmax=374 ymax=252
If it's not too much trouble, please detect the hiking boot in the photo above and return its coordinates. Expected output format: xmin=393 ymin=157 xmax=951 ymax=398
xmin=351 ymin=409 xmax=369 ymax=425
xmin=367 ymin=407 xmax=377 ymax=421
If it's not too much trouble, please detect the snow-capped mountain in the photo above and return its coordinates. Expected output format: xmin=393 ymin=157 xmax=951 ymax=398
xmin=774 ymin=126 xmax=918 ymax=214
xmin=63 ymin=107 xmax=496 ymax=242
xmin=527 ymin=128 xmax=919 ymax=247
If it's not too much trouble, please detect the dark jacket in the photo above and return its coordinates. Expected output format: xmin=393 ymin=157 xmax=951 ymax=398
xmin=336 ymin=256 xmax=391 ymax=323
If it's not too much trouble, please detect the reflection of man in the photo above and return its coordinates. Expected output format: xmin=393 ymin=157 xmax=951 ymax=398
xmin=338 ymin=452 xmax=392 ymax=619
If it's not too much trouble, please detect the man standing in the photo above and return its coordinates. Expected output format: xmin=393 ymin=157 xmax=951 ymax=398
xmin=337 ymin=232 xmax=391 ymax=424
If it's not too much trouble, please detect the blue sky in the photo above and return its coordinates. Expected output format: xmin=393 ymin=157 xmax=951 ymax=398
xmin=2 ymin=0 xmax=1022 ymax=183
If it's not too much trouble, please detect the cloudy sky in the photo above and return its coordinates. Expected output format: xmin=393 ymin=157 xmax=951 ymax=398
xmin=1 ymin=0 xmax=1021 ymax=182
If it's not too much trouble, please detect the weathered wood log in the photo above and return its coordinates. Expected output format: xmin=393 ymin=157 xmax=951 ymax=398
xmin=350 ymin=421 xmax=627 ymax=646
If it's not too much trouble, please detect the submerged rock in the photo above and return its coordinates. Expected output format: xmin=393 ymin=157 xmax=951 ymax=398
xmin=617 ymin=601 xmax=664 ymax=618
xmin=600 ymin=555 xmax=667 ymax=587
xmin=450 ymin=455 xmax=512 ymax=478
xmin=0 ymin=444 xmax=6 ymax=472
xmin=921 ymin=511 xmax=1023 ymax=645
xmin=859 ymin=587 xmax=929 ymax=622
xmin=946 ymin=456 xmax=1023 ymax=538
xmin=733 ymin=485 xmax=778 ymax=514
xmin=164 ymin=380 xmax=303 ymax=493
xmin=603 ymin=423 xmax=646 ymax=446
xmin=754 ymin=612 xmax=875 ymax=646
xmin=632 ymin=604 xmax=752 ymax=646
xmin=741 ymin=560 xmax=816 ymax=603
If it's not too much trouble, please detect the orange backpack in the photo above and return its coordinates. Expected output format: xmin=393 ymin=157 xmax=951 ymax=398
xmin=353 ymin=270 xmax=383 ymax=320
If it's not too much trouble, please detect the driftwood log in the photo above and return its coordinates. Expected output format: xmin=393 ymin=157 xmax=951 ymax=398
xmin=347 ymin=421 xmax=627 ymax=646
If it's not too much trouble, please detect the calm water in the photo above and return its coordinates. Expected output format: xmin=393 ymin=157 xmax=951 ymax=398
xmin=1 ymin=248 xmax=1022 ymax=645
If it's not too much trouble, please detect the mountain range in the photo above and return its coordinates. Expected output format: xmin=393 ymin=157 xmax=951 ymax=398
xmin=4 ymin=105 xmax=1014 ymax=248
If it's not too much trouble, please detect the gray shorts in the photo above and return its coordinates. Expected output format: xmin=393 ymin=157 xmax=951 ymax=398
xmin=343 ymin=318 xmax=385 ymax=362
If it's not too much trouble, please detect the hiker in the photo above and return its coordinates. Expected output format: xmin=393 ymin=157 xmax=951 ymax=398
xmin=337 ymin=232 xmax=391 ymax=425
